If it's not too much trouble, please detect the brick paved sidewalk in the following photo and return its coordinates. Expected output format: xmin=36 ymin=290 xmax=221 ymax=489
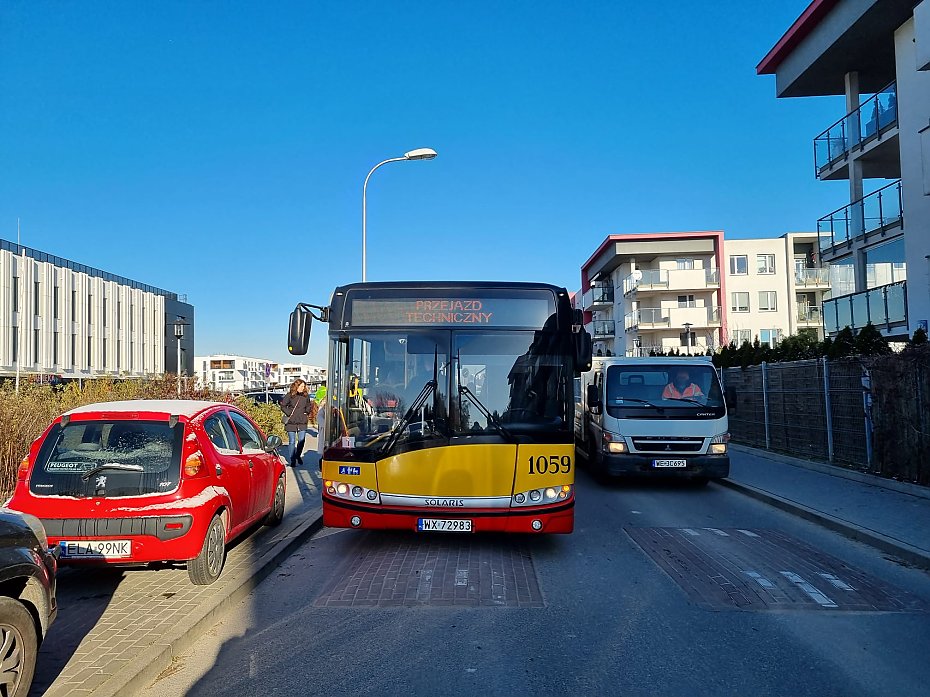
xmin=33 ymin=453 xmax=323 ymax=697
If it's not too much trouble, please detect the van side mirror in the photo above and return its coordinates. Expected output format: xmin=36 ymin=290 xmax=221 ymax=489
xmin=725 ymin=385 xmax=737 ymax=412
xmin=288 ymin=307 xmax=312 ymax=356
xmin=575 ymin=330 xmax=593 ymax=373
xmin=586 ymin=384 xmax=602 ymax=415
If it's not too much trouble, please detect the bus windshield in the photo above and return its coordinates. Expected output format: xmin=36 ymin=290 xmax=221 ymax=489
xmin=605 ymin=364 xmax=724 ymax=417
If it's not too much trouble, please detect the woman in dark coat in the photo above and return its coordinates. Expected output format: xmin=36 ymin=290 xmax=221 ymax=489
xmin=280 ymin=379 xmax=313 ymax=466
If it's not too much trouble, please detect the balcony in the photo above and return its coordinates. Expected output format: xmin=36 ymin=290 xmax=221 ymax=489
xmin=623 ymin=268 xmax=719 ymax=296
xmin=814 ymin=83 xmax=898 ymax=180
xmin=794 ymin=267 xmax=831 ymax=288
xmin=592 ymin=320 xmax=615 ymax=338
xmin=822 ymin=281 xmax=907 ymax=335
xmin=625 ymin=306 xmax=721 ymax=331
xmin=797 ymin=306 xmax=822 ymax=325
xmin=588 ymin=283 xmax=614 ymax=309
xmin=817 ymin=180 xmax=903 ymax=255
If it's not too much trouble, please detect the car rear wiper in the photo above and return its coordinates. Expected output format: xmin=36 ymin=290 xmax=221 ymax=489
xmin=458 ymin=384 xmax=515 ymax=443
xmin=380 ymin=380 xmax=438 ymax=454
xmin=80 ymin=463 xmax=145 ymax=481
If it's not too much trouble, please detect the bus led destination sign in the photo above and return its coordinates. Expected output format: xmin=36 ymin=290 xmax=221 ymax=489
xmin=350 ymin=296 xmax=552 ymax=328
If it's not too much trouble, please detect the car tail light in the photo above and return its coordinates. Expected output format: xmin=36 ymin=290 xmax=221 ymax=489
xmin=184 ymin=451 xmax=205 ymax=477
xmin=17 ymin=456 xmax=30 ymax=482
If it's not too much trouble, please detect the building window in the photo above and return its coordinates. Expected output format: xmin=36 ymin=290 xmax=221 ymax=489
xmin=87 ymin=294 xmax=92 ymax=323
xmin=757 ymin=254 xmax=776 ymax=274
xmin=71 ymin=289 xmax=76 ymax=318
xmin=71 ymin=334 xmax=76 ymax=368
xmin=130 ymin=304 xmax=135 ymax=331
xmin=34 ymin=281 xmax=40 ymax=316
xmin=679 ymin=331 xmax=697 ymax=348
xmin=759 ymin=291 xmax=777 ymax=311
xmin=677 ymin=294 xmax=696 ymax=308
xmin=53 ymin=332 xmax=59 ymax=365
xmin=103 ymin=297 xmax=108 ymax=327
xmin=729 ymin=255 xmax=748 ymax=275
xmin=34 ymin=329 xmax=40 ymax=364
xmin=117 ymin=300 xmax=121 ymax=329
xmin=11 ymin=330 xmax=17 ymax=363
xmin=676 ymin=258 xmax=695 ymax=270
xmin=760 ymin=329 xmax=783 ymax=347
xmin=87 ymin=336 xmax=92 ymax=369
xmin=211 ymin=359 xmax=235 ymax=369
xmin=731 ymin=292 xmax=750 ymax=312
xmin=219 ymin=371 xmax=235 ymax=382
xmin=103 ymin=338 xmax=107 ymax=368
xmin=53 ymin=287 xmax=59 ymax=319
xmin=731 ymin=329 xmax=752 ymax=346
xmin=12 ymin=278 xmax=18 ymax=313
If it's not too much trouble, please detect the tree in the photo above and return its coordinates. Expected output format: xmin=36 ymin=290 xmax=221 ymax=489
xmin=909 ymin=327 xmax=928 ymax=348
xmin=854 ymin=322 xmax=891 ymax=356
xmin=828 ymin=326 xmax=856 ymax=359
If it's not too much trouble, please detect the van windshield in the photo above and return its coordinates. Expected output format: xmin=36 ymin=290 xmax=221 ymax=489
xmin=29 ymin=420 xmax=183 ymax=498
xmin=605 ymin=364 xmax=724 ymax=416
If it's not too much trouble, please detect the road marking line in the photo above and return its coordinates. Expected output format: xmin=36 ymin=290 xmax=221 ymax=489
xmin=455 ymin=569 xmax=469 ymax=587
xmin=681 ymin=528 xmax=700 ymax=536
xmin=743 ymin=570 xmax=776 ymax=589
xmin=417 ymin=569 xmax=433 ymax=600
xmin=817 ymin=572 xmax=856 ymax=591
xmin=780 ymin=571 xmax=838 ymax=608
xmin=737 ymin=529 xmax=760 ymax=538
xmin=703 ymin=528 xmax=729 ymax=536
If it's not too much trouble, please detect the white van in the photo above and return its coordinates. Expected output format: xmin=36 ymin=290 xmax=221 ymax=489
xmin=575 ymin=357 xmax=729 ymax=484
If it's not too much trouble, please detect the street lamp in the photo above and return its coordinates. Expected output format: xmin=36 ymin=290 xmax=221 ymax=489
xmin=683 ymin=322 xmax=693 ymax=355
xmin=173 ymin=321 xmax=184 ymax=397
xmin=362 ymin=148 xmax=438 ymax=282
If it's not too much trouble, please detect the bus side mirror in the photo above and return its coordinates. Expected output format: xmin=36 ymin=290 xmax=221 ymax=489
xmin=288 ymin=306 xmax=312 ymax=356
xmin=586 ymin=384 xmax=601 ymax=415
xmin=725 ymin=385 xmax=737 ymax=412
xmin=575 ymin=330 xmax=593 ymax=373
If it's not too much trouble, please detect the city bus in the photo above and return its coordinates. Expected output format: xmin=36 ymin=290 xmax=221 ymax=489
xmin=287 ymin=281 xmax=592 ymax=534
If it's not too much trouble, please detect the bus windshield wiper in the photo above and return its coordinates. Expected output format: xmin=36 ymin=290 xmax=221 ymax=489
xmin=80 ymin=463 xmax=145 ymax=481
xmin=380 ymin=380 xmax=438 ymax=454
xmin=459 ymin=384 xmax=515 ymax=443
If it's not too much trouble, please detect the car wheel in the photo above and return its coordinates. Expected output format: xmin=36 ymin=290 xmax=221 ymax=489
xmin=263 ymin=476 xmax=286 ymax=527
xmin=0 ymin=596 xmax=38 ymax=697
xmin=188 ymin=515 xmax=226 ymax=585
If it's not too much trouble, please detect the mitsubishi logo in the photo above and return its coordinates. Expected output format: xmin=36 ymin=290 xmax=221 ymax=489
xmin=665 ymin=444 xmax=672 ymax=451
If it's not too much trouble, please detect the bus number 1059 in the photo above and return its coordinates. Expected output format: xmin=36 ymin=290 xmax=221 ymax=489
xmin=528 ymin=455 xmax=572 ymax=475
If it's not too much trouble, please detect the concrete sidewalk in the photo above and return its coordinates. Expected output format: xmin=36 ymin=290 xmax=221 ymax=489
xmin=34 ymin=448 xmax=324 ymax=697
xmin=722 ymin=444 xmax=930 ymax=570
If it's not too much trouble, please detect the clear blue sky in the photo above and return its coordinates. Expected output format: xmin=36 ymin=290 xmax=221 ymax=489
xmin=1 ymin=1 xmax=847 ymax=366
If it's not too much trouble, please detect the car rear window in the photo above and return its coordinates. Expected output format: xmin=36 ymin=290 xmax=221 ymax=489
xmin=29 ymin=419 xmax=183 ymax=498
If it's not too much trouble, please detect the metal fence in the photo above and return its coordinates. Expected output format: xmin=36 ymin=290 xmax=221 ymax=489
xmin=722 ymin=353 xmax=930 ymax=484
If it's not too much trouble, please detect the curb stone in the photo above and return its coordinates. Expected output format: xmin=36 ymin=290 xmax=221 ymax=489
xmin=717 ymin=478 xmax=930 ymax=571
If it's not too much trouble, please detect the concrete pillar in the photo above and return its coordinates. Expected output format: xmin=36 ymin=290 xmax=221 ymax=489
xmin=845 ymin=72 xmax=865 ymax=270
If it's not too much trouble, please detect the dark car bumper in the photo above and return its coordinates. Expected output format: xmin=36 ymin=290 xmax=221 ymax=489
xmin=601 ymin=453 xmax=730 ymax=479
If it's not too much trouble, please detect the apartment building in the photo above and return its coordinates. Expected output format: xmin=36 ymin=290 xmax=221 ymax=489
xmin=0 ymin=238 xmax=194 ymax=380
xmin=196 ymin=355 xmax=326 ymax=392
xmin=758 ymin=0 xmax=930 ymax=339
xmin=579 ymin=231 xmax=829 ymax=357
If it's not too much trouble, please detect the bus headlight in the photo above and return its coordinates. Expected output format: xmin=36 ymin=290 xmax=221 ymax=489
xmin=513 ymin=485 xmax=573 ymax=507
xmin=710 ymin=432 xmax=730 ymax=455
xmin=326 ymin=480 xmax=380 ymax=503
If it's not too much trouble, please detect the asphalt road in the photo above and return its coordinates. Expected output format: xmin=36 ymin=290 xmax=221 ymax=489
xmin=139 ymin=461 xmax=930 ymax=697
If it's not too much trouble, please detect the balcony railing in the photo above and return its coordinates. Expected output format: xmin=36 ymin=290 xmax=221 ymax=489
xmin=589 ymin=284 xmax=614 ymax=306
xmin=625 ymin=306 xmax=720 ymax=330
xmin=794 ymin=267 xmax=831 ymax=287
xmin=623 ymin=268 xmax=719 ymax=295
xmin=823 ymin=281 xmax=907 ymax=334
xmin=592 ymin=320 xmax=615 ymax=337
xmin=814 ymin=82 xmax=897 ymax=176
xmin=817 ymin=180 xmax=903 ymax=252
xmin=797 ymin=306 xmax=822 ymax=324
xmin=705 ymin=269 xmax=719 ymax=286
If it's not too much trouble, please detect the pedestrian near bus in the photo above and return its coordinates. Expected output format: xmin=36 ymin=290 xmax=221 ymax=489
xmin=281 ymin=379 xmax=313 ymax=466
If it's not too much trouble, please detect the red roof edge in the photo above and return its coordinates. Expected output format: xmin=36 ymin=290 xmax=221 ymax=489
xmin=757 ymin=0 xmax=840 ymax=75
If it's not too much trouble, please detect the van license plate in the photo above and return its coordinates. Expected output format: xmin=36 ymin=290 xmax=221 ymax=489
xmin=60 ymin=540 xmax=132 ymax=558
xmin=417 ymin=519 xmax=472 ymax=532
xmin=653 ymin=459 xmax=687 ymax=468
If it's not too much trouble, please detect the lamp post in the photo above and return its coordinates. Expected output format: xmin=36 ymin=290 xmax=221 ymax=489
xmin=683 ymin=322 xmax=693 ymax=355
xmin=362 ymin=148 xmax=437 ymax=282
xmin=173 ymin=321 xmax=184 ymax=397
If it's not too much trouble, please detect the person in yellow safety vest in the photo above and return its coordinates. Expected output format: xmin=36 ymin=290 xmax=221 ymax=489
xmin=662 ymin=368 xmax=704 ymax=400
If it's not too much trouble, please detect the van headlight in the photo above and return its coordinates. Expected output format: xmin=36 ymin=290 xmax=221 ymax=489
xmin=603 ymin=432 xmax=627 ymax=454
xmin=710 ymin=432 xmax=730 ymax=455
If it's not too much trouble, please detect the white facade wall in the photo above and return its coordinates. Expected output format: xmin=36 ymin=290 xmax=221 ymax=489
xmin=0 ymin=247 xmax=166 ymax=379
xmin=196 ymin=354 xmax=275 ymax=392
xmin=724 ymin=238 xmax=792 ymax=346
xmin=277 ymin=363 xmax=326 ymax=387
xmin=896 ymin=17 xmax=930 ymax=333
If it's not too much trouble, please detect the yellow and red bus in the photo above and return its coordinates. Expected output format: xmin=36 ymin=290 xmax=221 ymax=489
xmin=287 ymin=281 xmax=592 ymax=534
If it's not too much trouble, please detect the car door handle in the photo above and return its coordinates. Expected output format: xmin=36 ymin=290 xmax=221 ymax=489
xmin=248 ymin=459 xmax=254 ymax=468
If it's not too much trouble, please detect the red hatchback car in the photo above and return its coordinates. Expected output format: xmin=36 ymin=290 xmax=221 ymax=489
xmin=8 ymin=400 xmax=286 ymax=585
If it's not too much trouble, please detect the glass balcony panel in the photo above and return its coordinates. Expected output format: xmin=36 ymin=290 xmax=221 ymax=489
xmin=592 ymin=320 xmax=615 ymax=336
xmin=852 ymin=292 xmax=870 ymax=327
xmin=590 ymin=284 xmax=614 ymax=305
xmin=886 ymin=283 xmax=906 ymax=323
xmin=638 ymin=308 xmax=669 ymax=326
xmin=637 ymin=269 xmax=667 ymax=288
xmin=818 ymin=180 xmax=901 ymax=253
xmin=816 ymin=83 xmax=896 ymax=175
xmin=705 ymin=269 xmax=719 ymax=286
xmin=835 ymin=296 xmax=852 ymax=331
xmin=815 ymin=120 xmax=848 ymax=172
